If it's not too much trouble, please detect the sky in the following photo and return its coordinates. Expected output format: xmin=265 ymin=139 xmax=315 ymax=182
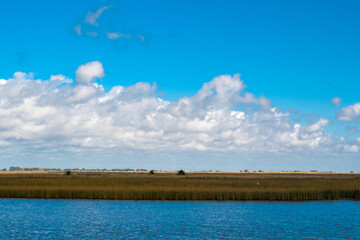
xmin=0 ymin=0 xmax=359 ymax=171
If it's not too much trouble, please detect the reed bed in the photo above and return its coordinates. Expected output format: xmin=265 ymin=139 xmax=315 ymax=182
xmin=0 ymin=173 xmax=359 ymax=201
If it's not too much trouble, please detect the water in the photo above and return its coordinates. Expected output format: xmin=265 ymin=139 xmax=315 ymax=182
xmin=0 ymin=199 xmax=359 ymax=239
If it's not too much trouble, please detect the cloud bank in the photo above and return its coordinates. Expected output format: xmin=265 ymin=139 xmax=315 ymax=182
xmin=0 ymin=61 xmax=358 ymax=155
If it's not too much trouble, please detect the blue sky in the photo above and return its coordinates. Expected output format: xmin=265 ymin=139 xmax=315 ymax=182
xmin=0 ymin=0 xmax=359 ymax=171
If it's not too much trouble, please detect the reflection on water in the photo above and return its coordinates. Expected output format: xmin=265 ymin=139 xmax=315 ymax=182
xmin=0 ymin=199 xmax=359 ymax=239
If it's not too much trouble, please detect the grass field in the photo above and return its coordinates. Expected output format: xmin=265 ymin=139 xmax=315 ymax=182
xmin=0 ymin=172 xmax=359 ymax=201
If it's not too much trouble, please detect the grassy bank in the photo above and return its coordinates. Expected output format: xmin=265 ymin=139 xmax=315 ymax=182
xmin=0 ymin=172 xmax=359 ymax=201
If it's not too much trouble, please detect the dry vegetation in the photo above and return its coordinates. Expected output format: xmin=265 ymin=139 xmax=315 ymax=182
xmin=0 ymin=171 xmax=359 ymax=201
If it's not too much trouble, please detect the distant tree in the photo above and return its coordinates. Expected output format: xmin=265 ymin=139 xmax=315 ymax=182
xmin=149 ymin=170 xmax=155 ymax=175
xmin=244 ymin=169 xmax=249 ymax=173
xmin=177 ymin=170 xmax=186 ymax=175
xmin=9 ymin=166 xmax=21 ymax=171
xmin=65 ymin=170 xmax=71 ymax=175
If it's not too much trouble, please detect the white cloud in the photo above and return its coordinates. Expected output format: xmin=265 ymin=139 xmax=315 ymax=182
xmin=344 ymin=145 xmax=359 ymax=153
xmin=84 ymin=6 xmax=112 ymax=26
xmin=50 ymin=74 xmax=72 ymax=84
xmin=75 ymin=61 xmax=105 ymax=85
xmin=67 ymin=85 xmax=99 ymax=103
xmin=74 ymin=24 xmax=82 ymax=36
xmin=337 ymin=102 xmax=360 ymax=121
xmin=106 ymin=32 xmax=132 ymax=40
xmin=74 ymin=6 xmax=145 ymax=45
xmin=306 ymin=119 xmax=328 ymax=132
xmin=331 ymin=97 xmax=342 ymax=107
xmin=107 ymin=32 xmax=121 ymax=40
xmin=0 ymin=61 xmax=357 ymax=156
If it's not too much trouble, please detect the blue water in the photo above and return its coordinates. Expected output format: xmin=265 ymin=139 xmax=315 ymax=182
xmin=0 ymin=200 xmax=359 ymax=239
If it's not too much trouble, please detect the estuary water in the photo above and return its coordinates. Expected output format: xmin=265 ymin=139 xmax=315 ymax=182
xmin=0 ymin=199 xmax=359 ymax=239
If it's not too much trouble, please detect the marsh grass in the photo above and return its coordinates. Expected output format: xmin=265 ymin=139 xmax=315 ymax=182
xmin=0 ymin=172 xmax=359 ymax=201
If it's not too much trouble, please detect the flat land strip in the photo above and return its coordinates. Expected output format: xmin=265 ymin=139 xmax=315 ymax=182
xmin=0 ymin=172 xmax=359 ymax=201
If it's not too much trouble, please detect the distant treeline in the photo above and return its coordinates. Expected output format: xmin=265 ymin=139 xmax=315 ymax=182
xmin=2 ymin=167 xmax=148 ymax=172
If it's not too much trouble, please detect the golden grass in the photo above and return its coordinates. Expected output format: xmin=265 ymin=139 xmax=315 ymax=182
xmin=0 ymin=172 xmax=359 ymax=201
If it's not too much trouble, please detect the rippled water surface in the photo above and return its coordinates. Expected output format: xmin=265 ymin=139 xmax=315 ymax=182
xmin=0 ymin=199 xmax=359 ymax=239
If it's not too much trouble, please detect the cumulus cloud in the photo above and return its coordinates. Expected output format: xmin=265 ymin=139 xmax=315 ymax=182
xmin=331 ymin=97 xmax=342 ymax=107
xmin=75 ymin=61 xmax=105 ymax=85
xmin=84 ymin=6 xmax=112 ymax=26
xmin=0 ymin=61 xmax=357 ymax=155
xmin=337 ymin=102 xmax=360 ymax=121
